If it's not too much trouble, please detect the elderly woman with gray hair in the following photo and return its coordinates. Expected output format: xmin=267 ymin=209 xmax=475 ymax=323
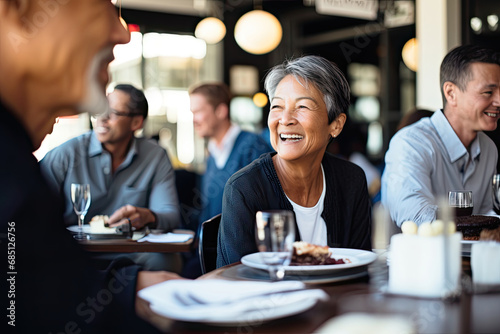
xmin=216 ymin=55 xmax=371 ymax=267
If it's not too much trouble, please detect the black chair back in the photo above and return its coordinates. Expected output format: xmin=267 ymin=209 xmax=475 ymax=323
xmin=198 ymin=214 xmax=221 ymax=274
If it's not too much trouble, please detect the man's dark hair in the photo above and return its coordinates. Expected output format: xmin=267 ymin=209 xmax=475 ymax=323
xmin=188 ymin=82 xmax=232 ymax=111
xmin=114 ymin=84 xmax=148 ymax=119
xmin=440 ymin=45 xmax=500 ymax=107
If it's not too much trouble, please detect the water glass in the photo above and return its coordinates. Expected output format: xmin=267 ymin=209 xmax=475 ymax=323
xmin=448 ymin=190 xmax=473 ymax=217
xmin=71 ymin=183 xmax=91 ymax=240
xmin=255 ymin=210 xmax=295 ymax=281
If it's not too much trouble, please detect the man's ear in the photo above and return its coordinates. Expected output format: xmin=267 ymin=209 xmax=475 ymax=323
xmin=130 ymin=116 xmax=144 ymax=132
xmin=215 ymin=103 xmax=229 ymax=121
xmin=443 ymin=81 xmax=458 ymax=107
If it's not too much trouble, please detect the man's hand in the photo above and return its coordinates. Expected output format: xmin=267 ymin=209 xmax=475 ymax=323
xmin=108 ymin=204 xmax=156 ymax=230
xmin=135 ymin=271 xmax=186 ymax=327
xmin=136 ymin=271 xmax=185 ymax=292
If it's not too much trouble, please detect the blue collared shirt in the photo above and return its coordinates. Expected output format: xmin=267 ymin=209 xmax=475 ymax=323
xmin=40 ymin=131 xmax=181 ymax=230
xmin=381 ymin=110 xmax=498 ymax=227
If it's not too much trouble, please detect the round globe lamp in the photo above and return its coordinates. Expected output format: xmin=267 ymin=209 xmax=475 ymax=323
xmin=234 ymin=10 xmax=282 ymax=55
xmin=402 ymin=38 xmax=418 ymax=72
xmin=253 ymin=92 xmax=268 ymax=107
xmin=195 ymin=17 xmax=226 ymax=44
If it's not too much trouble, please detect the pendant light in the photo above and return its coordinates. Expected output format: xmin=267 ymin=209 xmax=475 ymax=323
xmin=234 ymin=1 xmax=282 ymax=55
xmin=195 ymin=17 xmax=226 ymax=44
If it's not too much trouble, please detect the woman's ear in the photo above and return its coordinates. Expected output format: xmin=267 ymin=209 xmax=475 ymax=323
xmin=329 ymin=113 xmax=347 ymax=139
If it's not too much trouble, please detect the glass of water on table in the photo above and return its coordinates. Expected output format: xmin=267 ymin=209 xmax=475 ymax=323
xmin=71 ymin=183 xmax=91 ymax=240
xmin=255 ymin=210 xmax=295 ymax=281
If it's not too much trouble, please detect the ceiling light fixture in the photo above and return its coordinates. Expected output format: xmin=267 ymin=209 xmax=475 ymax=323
xmin=402 ymin=38 xmax=418 ymax=72
xmin=234 ymin=1 xmax=282 ymax=55
xmin=195 ymin=17 xmax=226 ymax=44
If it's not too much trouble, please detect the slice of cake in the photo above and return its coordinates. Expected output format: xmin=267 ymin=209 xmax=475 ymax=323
xmin=291 ymin=241 xmax=346 ymax=265
xmin=455 ymin=215 xmax=500 ymax=240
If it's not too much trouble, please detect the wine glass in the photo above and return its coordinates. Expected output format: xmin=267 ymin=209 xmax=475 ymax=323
xmin=448 ymin=190 xmax=473 ymax=217
xmin=492 ymin=174 xmax=500 ymax=215
xmin=255 ymin=210 xmax=295 ymax=281
xmin=71 ymin=183 xmax=91 ymax=240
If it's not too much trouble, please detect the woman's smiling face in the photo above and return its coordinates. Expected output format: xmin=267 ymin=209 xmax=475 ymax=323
xmin=268 ymin=75 xmax=336 ymax=162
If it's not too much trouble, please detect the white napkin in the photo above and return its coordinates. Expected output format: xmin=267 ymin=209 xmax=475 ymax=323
xmin=137 ymin=233 xmax=192 ymax=243
xmin=138 ymin=279 xmax=328 ymax=322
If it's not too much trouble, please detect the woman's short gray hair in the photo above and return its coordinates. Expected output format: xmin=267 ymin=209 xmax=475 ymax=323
xmin=264 ymin=55 xmax=350 ymax=124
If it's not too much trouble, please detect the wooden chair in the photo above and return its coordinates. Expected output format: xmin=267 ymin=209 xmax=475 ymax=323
xmin=198 ymin=214 xmax=222 ymax=274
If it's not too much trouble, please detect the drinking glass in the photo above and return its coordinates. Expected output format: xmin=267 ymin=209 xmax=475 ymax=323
xmin=448 ymin=190 xmax=473 ymax=217
xmin=71 ymin=183 xmax=91 ymax=240
xmin=255 ymin=210 xmax=295 ymax=281
xmin=492 ymin=174 xmax=500 ymax=215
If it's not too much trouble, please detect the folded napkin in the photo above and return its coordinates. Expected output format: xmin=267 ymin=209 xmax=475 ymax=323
xmin=138 ymin=279 xmax=328 ymax=323
xmin=137 ymin=232 xmax=193 ymax=243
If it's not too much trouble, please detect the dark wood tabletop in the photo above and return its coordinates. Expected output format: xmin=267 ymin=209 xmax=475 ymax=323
xmin=139 ymin=257 xmax=500 ymax=334
xmin=79 ymin=229 xmax=195 ymax=253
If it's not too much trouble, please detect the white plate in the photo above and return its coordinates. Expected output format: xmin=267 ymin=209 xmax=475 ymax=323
xmin=148 ymin=294 xmax=318 ymax=326
xmin=228 ymin=264 xmax=369 ymax=284
xmin=241 ymin=248 xmax=377 ymax=276
xmin=67 ymin=225 xmax=92 ymax=233
xmin=67 ymin=225 xmax=118 ymax=234
xmin=66 ymin=225 xmax=131 ymax=239
xmin=139 ymin=280 xmax=325 ymax=326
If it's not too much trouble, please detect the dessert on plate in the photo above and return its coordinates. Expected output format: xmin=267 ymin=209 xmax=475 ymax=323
xmin=89 ymin=215 xmax=115 ymax=234
xmin=455 ymin=215 xmax=500 ymax=240
xmin=291 ymin=241 xmax=347 ymax=265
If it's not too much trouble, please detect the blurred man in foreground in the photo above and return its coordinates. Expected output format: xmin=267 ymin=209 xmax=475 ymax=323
xmin=0 ymin=1 xmax=178 ymax=332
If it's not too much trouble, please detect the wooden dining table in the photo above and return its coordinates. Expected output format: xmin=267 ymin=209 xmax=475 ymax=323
xmin=78 ymin=229 xmax=195 ymax=253
xmin=138 ymin=256 xmax=500 ymax=333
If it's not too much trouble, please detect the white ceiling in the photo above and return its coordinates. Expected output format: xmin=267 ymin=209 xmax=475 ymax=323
xmin=122 ymin=0 xmax=209 ymax=16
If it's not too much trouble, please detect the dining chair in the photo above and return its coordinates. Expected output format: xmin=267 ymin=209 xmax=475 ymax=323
xmin=198 ymin=214 xmax=222 ymax=274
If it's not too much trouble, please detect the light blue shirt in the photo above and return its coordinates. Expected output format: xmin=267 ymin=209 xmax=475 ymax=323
xmin=381 ymin=110 xmax=498 ymax=227
xmin=40 ymin=131 xmax=181 ymax=230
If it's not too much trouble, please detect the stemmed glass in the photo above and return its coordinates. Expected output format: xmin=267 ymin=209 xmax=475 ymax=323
xmin=492 ymin=174 xmax=500 ymax=215
xmin=255 ymin=210 xmax=295 ymax=281
xmin=71 ymin=183 xmax=91 ymax=240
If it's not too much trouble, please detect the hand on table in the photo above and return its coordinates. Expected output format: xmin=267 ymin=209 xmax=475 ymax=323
xmin=135 ymin=271 xmax=187 ymax=325
xmin=108 ymin=204 xmax=156 ymax=230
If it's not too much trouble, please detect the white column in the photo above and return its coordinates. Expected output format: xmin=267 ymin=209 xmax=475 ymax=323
xmin=416 ymin=0 xmax=461 ymax=111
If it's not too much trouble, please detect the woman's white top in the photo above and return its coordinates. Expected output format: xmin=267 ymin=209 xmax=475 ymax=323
xmin=286 ymin=165 xmax=328 ymax=246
